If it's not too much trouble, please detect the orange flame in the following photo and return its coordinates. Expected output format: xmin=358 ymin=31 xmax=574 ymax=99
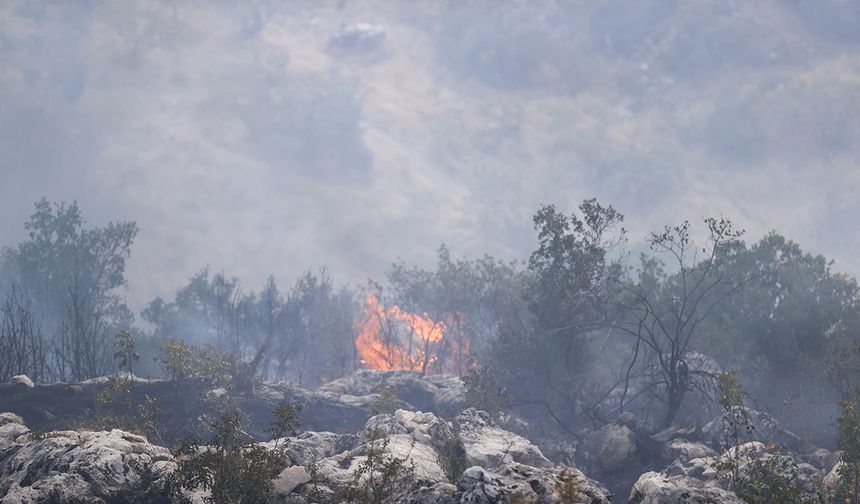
xmin=354 ymin=294 xmax=469 ymax=374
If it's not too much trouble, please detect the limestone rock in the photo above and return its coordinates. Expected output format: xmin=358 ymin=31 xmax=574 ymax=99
xmin=456 ymin=408 xmax=552 ymax=469
xmin=0 ymin=427 xmax=175 ymax=502
xmin=629 ymin=471 xmax=745 ymax=504
xmin=273 ymin=465 xmax=311 ymax=495
xmin=10 ymin=375 xmax=33 ymax=389
xmin=703 ymin=409 xmax=811 ymax=453
xmin=662 ymin=438 xmax=716 ymax=463
xmin=586 ymin=422 xmax=638 ymax=471
xmin=317 ymin=370 xmax=465 ymax=416
xmin=825 ymin=460 xmax=844 ymax=489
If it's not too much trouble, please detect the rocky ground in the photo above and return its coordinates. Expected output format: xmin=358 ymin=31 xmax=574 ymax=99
xmin=0 ymin=371 xmax=848 ymax=502
xmin=0 ymin=406 xmax=610 ymax=502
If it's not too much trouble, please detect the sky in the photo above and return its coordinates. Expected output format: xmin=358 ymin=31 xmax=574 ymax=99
xmin=1 ymin=0 xmax=859 ymax=312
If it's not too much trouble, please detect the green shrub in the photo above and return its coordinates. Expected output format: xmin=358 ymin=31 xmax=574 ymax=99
xmin=370 ymin=384 xmax=400 ymax=416
xmin=334 ymin=432 xmax=416 ymax=504
xmin=433 ymin=425 xmax=467 ymax=482
xmin=712 ymin=370 xmax=814 ymax=504
xmin=555 ymin=468 xmax=583 ymax=503
xmin=160 ymin=339 xmax=228 ymax=384
xmin=712 ymin=369 xmax=756 ymax=485
xmin=463 ymin=365 xmax=508 ymax=418
xmin=80 ymin=332 xmax=163 ymax=441
xmin=733 ymin=451 xmax=809 ymax=504
xmin=836 ymin=398 xmax=860 ymax=503
xmin=266 ymin=401 xmax=302 ymax=447
xmin=224 ymin=346 xmax=266 ymax=394
xmin=113 ymin=330 xmax=140 ymax=376
xmin=171 ymin=402 xmax=300 ymax=504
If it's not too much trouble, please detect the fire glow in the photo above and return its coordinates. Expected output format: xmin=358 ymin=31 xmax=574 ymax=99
xmin=354 ymin=294 xmax=469 ymax=374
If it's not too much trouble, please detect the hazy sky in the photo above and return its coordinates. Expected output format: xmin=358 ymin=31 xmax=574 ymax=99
xmin=1 ymin=0 xmax=858 ymax=312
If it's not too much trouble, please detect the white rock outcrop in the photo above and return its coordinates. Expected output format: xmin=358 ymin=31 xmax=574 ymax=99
xmin=630 ymin=471 xmax=745 ymax=504
xmin=0 ymin=426 xmax=175 ymax=502
xmin=456 ymin=408 xmax=552 ymax=469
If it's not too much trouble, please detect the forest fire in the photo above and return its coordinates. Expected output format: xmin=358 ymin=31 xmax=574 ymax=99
xmin=354 ymin=294 xmax=469 ymax=374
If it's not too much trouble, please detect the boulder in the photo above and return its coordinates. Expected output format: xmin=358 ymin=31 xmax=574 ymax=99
xmin=317 ymin=370 xmax=466 ymax=417
xmin=0 ymin=427 xmax=175 ymax=502
xmin=0 ymin=413 xmax=28 ymax=442
xmin=659 ymin=441 xmax=823 ymax=500
xmin=2 ymin=473 xmax=96 ymax=504
xmin=374 ymin=434 xmax=448 ymax=482
xmin=703 ymin=409 xmax=811 ymax=453
xmin=203 ymin=386 xmax=229 ymax=404
xmin=456 ymin=408 xmax=552 ymax=469
xmin=401 ymin=482 xmax=459 ymax=503
xmin=0 ymin=370 xmax=464 ymax=443
xmin=0 ymin=368 xmax=619 ymax=503
xmin=263 ymin=430 xmax=346 ymax=467
xmin=662 ymin=438 xmax=716 ymax=463
xmin=455 ymin=464 xmax=611 ymax=504
xmin=273 ymin=465 xmax=311 ymax=496
xmin=10 ymin=375 xmax=34 ymax=389
xmin=804 ymin=447 xmax=840 ymax=471
xmin=586 ymin=421 xmax=638 ymax=471
xmin=652 ymin=424 xmax=698 ymax=444
xmin=629 ymin=471 xmax=745 ymax=503
xmin=825 ymin=460 xmax=844 ymax=490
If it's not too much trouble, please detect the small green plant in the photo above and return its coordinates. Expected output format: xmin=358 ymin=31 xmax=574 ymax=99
xmin=96 ymin=375 xmax=133 ymax=415
xmin=463 ymin=365 xmax=508 ymax=418
xmin=161 ymin=339 xmax=194 ymax=381
xmin=370 ymin=384 xmax=400 ymax=416
xmin=433 ymin=425 xmax=467 ymax=482
xmin=335 ymin=431 xmax=416 ymax=504
xmin=836 ymin=398 xmax=860 ymax=503
xmin=171 ymin=403 xmax=299 ymax=504
xmin=82 ymin=331 xmax=161 ymax=438
xmin=711 ymin=370 xmax=814 ymax=503
xmin=733 ymin=450 xmax=809 ymax=504
xmin=114 ymin=330 xmax=140 ymax=377
xmin=87 ymin=345 xmax=162 ymax=441
xmin=225 ymin=345 xmax=266 ymax=394
xmin=712 ymin=369 xmax=756 ymax=486
xmin=266 ymin=402 xmax=302 ymax=449
xmin=160 ymin=339 xmax=228 ymax=384
xmin=305 ymin=458 xmax=334 ymax=503
xmin=555 ymin=467 xmax=583 ymax=503
xmin=138 ymin=394 xmax=163 ymax=444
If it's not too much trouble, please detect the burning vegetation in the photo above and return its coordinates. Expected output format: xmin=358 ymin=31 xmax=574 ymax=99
xmin=354 ymin=293 xmax=471 ymax=375
xmin=3 ymin=198 xmax=860 ymax=503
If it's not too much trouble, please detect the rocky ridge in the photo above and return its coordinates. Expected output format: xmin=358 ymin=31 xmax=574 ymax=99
xmin=0 ymin=406 xmax=611 ymax=503
xmin=0 ymin=371 xmax=849 ymax=503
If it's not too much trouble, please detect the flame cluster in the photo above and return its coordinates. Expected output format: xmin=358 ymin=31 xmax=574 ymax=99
xmin=354 ymin=294 xmax=468 ymax=374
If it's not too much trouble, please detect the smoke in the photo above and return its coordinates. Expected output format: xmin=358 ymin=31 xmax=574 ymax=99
xmin=0 ymin=0 xmax=858 ymax=314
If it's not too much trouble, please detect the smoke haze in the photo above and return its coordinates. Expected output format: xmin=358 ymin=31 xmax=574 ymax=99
xmin=1 ymin=0 xmax=858 ymax=311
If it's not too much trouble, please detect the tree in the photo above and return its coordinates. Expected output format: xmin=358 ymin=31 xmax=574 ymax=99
xmin=614 ymin=217 xmax=748 ymax=428
xmin=1 ymin=199 xmax=138 ymax=380
xmin=387 ymin=245 xmax=526 ymax=376
xmin=255 ymin=276 xmax=283 ymax=380
xmin=476 ymin=200 xmax=626 ymax=433
xmin=276 ymin=269 xmax=356 ymax=385
xmin=0 ymin=286 xmax=50 ymax=382
xmin=700 ymin=232 xmax=860 ymax=436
